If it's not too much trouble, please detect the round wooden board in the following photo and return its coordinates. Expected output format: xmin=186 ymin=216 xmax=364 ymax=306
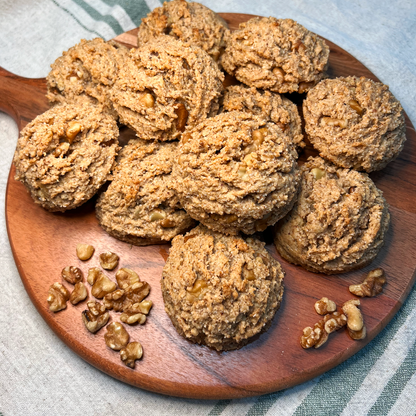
xmin=3 ymin=13 xmax=416 ymax=400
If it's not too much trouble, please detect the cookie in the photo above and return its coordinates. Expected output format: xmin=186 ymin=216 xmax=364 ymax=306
xmin=173 ymin=111 xmax=300 ymax=235
xmin=13 ymin=102 xmax=119 ymax=212
xmin=96 ymin=139 xmax=195 ymax=245
xmin=221 ymin=85 xmax=304 ymax=148
xmin=220 ymin=17 xmax=329 ymax=94
xmin=161 ymin=225 xmax=285 ymax=351
xmin=303 ymin=76 xmax=406 ymax=172
xmin=273 ymin=157 xmax=390 ymax=274
xmin=46 ymin=38 xmax=128 ymax=116
xmin=137 ymin=0 xmax=229 ymax=63
xmin=111 ymin=35 xmax=224 ymax=141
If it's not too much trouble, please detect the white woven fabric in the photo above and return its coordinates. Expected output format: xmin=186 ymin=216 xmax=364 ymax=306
xmin=1 ymin=1 xmax=415 ymax=415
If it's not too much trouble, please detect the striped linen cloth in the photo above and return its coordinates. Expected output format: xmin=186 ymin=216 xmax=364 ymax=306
xmin=1 ymin=1 xmax=415 ymax=415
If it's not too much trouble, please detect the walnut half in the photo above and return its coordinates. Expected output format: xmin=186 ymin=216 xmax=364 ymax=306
xmin=349 ymin=268 xmax=386 ymax=297
xmin=47 ymin=282 xmax=70 ymax=312
xmin=82 ymin=301 xmax=109 ymax=333
xmin=104 ymin=322 xmax=130 ymax=351
xmin=120 ymin=342 xmax=143 ymax=369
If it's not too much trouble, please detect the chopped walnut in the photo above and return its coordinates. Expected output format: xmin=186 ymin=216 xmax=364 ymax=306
xmin=301 ymin=311 xmax=347 ymax=349
xmin=349 ymin=268 xmax=386 ymax=297
xmin=120 ymin=300 xmax=153 ymax=325
xmin=99 ymin=251 xmax=119 ymax=270
xmin=81 ymin=301 xmax=109 ymax=333
xmin=61 ymin=266 xmax=83 ymax=285
xmin=120 ymin=342 xmax=143 ymax=369
xmin=47 ymin=282 xmax=70 ymax=312
xmin=314 ymin=297 xmax=337 ymax=315
xmin=70 ymin=282 xmax=88 ymax=305
xmin=91 ymin=273 xmax=117 ymax=299
xmin=103 ymin=281 xmax=150 ymax=312
xmin=342 ymin=299 xmax=366 ymax=340
xmin=116 ymin=268 xmax=140 ymax=290
xmin=300 ymin=321 xmax=328 ymax=349
xmin=323 ymin=311 xmax=347 ymax=334
xmin=76 ymin=244 xmax=95 ymax=261
xmin=87 ymin=267 xmax=102 ymax=286
xmin=104 ymin=322 xmax=130 ymax=351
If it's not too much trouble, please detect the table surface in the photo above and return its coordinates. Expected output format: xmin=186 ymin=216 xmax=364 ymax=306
xmin=1 ymin=1 xmax=416 ymax=415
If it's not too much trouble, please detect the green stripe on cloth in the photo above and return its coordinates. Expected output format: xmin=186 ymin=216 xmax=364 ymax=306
xmin=51 ymin=0 xmax=104 ymax=37
xmin=367 ymin=341 xmax=416 ymax=416
xmin=101 ymin=0 xmax=152 ymax=26
xmin=292 ymin=286 xmax=416 ymax=416
xmin=245 ymin=392 xmax=286 ymax=416
xmin=72 ymin=0 xmax=124 ymax=34
xmin=208 ymin=400 xmax=232 ymax=416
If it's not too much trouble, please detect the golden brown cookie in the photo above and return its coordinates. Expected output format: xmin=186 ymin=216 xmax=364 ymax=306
xmin=220 ymin=17 xmax=329 ymax=93
xmin=111 ymin=35 xmax=224 ymax=141
xmin=273 ymin=157 xmax=390 ymax=274
xmin=137 ymin=0 xmax=229 ymax=62
xmin=161 ymin=225 xmax=285 ymax=351
xmin=96 ymin=139 xmax=195 ymax=245
xmin=13 ymin=102 xmax=119 ymax=212
xmin=303 ymin=76 xmax=406 ymax=172
xmin=221 ymin=84 xmax=304 ymax=148
xmin=46 ymin=38 xmax=128 ymax=116
xmin=173 ymin=111 xmax=300 ymax=235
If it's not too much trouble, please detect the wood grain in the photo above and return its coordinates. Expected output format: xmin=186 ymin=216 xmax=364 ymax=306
xmin=3 ymin=13 xmax=416 ymax=399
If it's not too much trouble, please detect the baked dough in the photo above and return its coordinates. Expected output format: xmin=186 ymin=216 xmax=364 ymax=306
xmin=111 ymin=35 xmax=224 ymax=141
xmin=221 ymin=84 xmax=304 ymax=148
xmin=14 ymin=102 xmax=119 ymax=212
xmin=273 ymin=157 xmax=390 ymax=274
xmin=96 ymin=139 xmax=195 ymax=245
xmin=303 ymin=76 xmax=406 ymax=172
xmin=46 ymin=38 xmax=128 ymax=117
xmin=221 ymin=17 xmax=329 ymax=93
xmin=173 ymin=111 xmax=300 ymax=235
xmin=161 ymin=225 xmax=285 ymax=351
xmin=137 ymin=0 xmax=229 ymax=62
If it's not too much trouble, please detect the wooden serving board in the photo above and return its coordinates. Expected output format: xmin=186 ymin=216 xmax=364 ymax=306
xmin=3 ymin=14 xmax=416 ymax=400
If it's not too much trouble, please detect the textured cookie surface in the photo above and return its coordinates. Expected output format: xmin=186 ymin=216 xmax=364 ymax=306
xmin=96 ymin=139 xmax=195 ymax=245
xmin=111 ymin=36 xmax=224 ymax=141
xmin=220 ymin=17 xmax=329 ymax=93
xmin=273 ymin=157 xmax=390 ymax=274
xmin=13 ymin=102 xmax=119 ymax=212
xmin=303 ymin=76 xmax=406 ymax=172
xmin=161 ymin=225 xmax=285 ymax=351
xmin=221 ymin=85 xmax=304 ymax=148
xmin=46 ymin=38 xmax=128 ymax=116
xmin=173 ymin=111 xmax=300 ymax=235
xmin=137 ymin=0 xmax=229 ymax=62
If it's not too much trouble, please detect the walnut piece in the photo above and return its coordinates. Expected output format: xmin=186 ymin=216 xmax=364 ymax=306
xmin=99 ymin=251 xmax=119 ymax=270
xmin=91 ymin=273 xmax=117 ymax=299
xmin=120 ymin=342 xmax=143 ymax=369
xmin=47 ymin=282 xmax=70 ymax=312
xmin=87 ymin=267 xmax=102 ymax=286
xmin=314 ymin=297 xmax=337 ymax=315
xmin=104 ymin=322 xmax=130 ymax=351
xmin=349 ymin=268 xmax=386 ymax=297
xmin=323 ymin=311 xmax=347 ymax=334
xmin=70 ymin=282 xmax=88 ymax=305
xmin=103 ymin=281 xmax=150 ymax=313
xmin=301 ymin=312 xmax=347 ymax=349
xmin=76 ymin=244 xmax=95 ymax=261
xmin=61 ymin=266 xmax=83 ymax=285
xmin=300 ymin=321 xmax=328 ymax=349
xmin=120 ymin=300 xmax=153 ymax=325
xmin=116 ymin=268 xmax=140 ymax=290
xmin=82 ymin=301 xmax=109 ymax=333
xmin=342 ymin=299 xmax=366 ymax=340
